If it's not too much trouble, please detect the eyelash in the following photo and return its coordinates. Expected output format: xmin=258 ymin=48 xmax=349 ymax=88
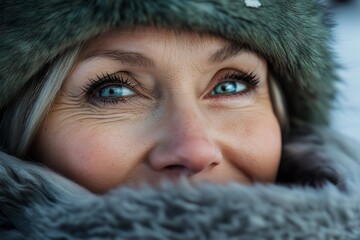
xmin=82 ymin=73 xmax=138 ymax=105
xmin=212 ymin=70 xmax=260 ymax=98
xmin=82 ymin=70 xmax=259 ymax=106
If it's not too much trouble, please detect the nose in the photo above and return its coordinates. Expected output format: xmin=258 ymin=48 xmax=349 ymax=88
xmin=148 ymin=107 xmax=222 ymax=175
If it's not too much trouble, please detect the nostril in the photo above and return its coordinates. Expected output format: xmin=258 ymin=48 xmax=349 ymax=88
xmin=163 ymin=165 xmax=190 ymax=176
xmin=149 ymin=138 xmax=223 ymax=175
xmin=165 ymin=165 xmax=184 ymax=170
xmin=164 ymin=164 xmax=187 ymax=171
xmin=210 ymin=161 xmax=220 ymax=167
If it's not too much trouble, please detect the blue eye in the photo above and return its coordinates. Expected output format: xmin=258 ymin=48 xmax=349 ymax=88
xmin=98 ymin=85 xmax=134 ymax=97
xmin=211 ymin=81 xmax=247 ymax=95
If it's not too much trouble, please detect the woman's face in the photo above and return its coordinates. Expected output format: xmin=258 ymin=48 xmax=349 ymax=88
xmin=34 ymin=28 xmax=281 ymax=193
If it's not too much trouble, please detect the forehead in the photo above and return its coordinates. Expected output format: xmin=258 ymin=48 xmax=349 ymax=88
xmin=80 ymin=27 xmax=231 ymax=58
xmin=77 ymin=27 xmax=267 ymax=72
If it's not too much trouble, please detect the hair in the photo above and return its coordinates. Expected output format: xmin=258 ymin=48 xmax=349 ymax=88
xmin=0 ymin=46 xmax=81 ymax=157
xmin=269 ymin=73 xmax=288 ymax=134
xmin=0 ymin=38 xmax=288 ymax=158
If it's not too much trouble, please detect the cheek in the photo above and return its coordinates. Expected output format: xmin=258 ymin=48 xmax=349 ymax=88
xmin=248 ymin=118 xmax=281 ymax=181
xmin=217 ymin=108 xmax=281 ymax=182
xmin=34 ymin=117 xmax=146 ymax=193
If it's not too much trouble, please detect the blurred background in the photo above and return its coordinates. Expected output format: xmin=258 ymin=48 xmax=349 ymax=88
xmin=328 ymin=0 xmax=360 ymax=141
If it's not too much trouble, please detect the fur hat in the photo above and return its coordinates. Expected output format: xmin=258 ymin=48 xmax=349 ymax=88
xmin=0 ymin=0 xmax=338 ymax=125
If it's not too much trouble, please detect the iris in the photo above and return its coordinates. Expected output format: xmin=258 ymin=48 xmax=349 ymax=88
xmin=211 ymin=81 xmax=246 ymax=95
xmin=99 ymin=85 xmax=134 ymax=97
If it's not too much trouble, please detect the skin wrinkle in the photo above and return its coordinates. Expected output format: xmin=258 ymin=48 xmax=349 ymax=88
xmin=47 ymin=109 xmax=143 ymax=135
xmin=33 ymin=28 xmax=281 ymax=193
xmin=83 ymin=50 xmax=156 ymax=68
xmin=50 ymin=104 xmax=136 ymax=123
xmin=46 ymin=100 xmax=147 ymax=138
xmin=58 ymin=91 xmax=152 ymax=115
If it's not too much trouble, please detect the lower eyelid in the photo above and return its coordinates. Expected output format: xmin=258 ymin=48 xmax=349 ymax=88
xmin=89 ymin=94 xmax=139 ymax=107
xmin=206 ymin=83 xmax=258 ymax=101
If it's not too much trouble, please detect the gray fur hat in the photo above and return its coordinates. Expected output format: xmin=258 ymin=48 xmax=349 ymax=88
xmin=0 ymin=0 xmax=337 ymax=125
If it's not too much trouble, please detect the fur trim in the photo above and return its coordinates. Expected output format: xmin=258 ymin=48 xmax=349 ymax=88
xmin=0 ymin=0 xmax=338 ymax=125
xmin=1 ymin=127 xmax=360 ymax=239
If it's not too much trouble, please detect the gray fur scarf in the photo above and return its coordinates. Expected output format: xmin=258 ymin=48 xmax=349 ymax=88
xmin=1 ymin=126 xmax=360 ymax=240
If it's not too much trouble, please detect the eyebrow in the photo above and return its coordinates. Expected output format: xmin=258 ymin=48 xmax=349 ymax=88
xmin=83 ymin=50 xmax=155 ymax=68
xmin=209 ymin=43 xmax=246 ymax=64
xmin=82 ymin=42 xmax=245 ymax=67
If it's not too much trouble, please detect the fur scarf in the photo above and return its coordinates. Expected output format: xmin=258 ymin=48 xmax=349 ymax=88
xmin=1 ymin=126 xmax=360 ymax=240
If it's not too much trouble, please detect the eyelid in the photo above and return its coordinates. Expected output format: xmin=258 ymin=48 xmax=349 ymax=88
xmin=204 ymin=69 xmax=260 ymax=99
xmin=81 ymin=72 xmax=141 ymax=105
xmin=217 ymin=70 xmax=259 ymax=84
xmin=87 ymin=72 xmax=138 ymax=91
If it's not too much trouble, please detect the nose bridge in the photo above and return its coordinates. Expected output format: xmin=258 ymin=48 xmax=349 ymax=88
xmin=148 ymin=98 xmax=222 ymax=173
xmin=169 ymin=100 xmax=206 ymax=141
xmin=157 ymin=63 xmax=209 ymax=146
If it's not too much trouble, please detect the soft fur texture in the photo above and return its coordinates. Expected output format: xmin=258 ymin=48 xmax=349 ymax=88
xmin=1 ymin=127 xmax=360 ymax=239
xmin=1 ymin=1 xmax=358 ymax=239
xmin=0 ymin=0 xmax=337 ymax=124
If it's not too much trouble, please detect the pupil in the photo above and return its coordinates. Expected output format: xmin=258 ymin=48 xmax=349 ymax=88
xmin=109 ymin=88 xmax=114 ymax=95
xmin=219 ymin=82 xmax=235 ymax=93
